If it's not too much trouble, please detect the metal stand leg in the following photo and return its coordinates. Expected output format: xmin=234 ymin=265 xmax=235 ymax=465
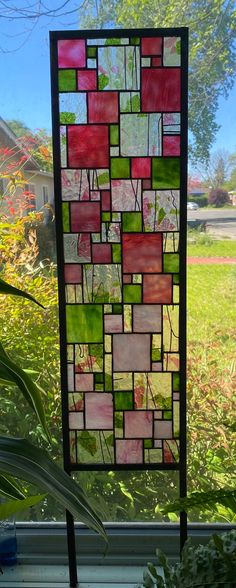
xmin=180 ymin=510 xmax=187 ymax=553
xmin=66 ymin=511 xmax=78 ymax=587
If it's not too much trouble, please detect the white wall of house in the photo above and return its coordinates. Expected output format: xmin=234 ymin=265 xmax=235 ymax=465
xmin=24 ymin=171 xmax=54 ymax=211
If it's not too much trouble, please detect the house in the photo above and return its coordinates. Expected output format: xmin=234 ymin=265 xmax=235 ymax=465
xmin=0 ymin=116 xmax=54 ymax=214
xmin=229 ymin=191 xmax=236 ymax=206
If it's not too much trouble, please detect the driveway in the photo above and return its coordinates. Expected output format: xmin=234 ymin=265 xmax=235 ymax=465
xmin=187 ymin=209 xmax=236 ymax=239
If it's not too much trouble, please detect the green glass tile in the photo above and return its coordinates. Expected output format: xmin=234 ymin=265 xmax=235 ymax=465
xmin=115 ymin=391 xmax=133 ymax=410
xmin=62 ymin=202 xmax=69 ymax=232
xmin=112 ymin=304 xmax=122 ymax=314
xmin=123 ymin=284 xmax=142 ymax=303
xmin=152 ymin=157 xmax=180 ymax=189
xmin=112 ymin=243 xmax=121 ymax=263
xmin=173 ymin=373 xmax=180 ymax=391
xmin=88 ymin=343 xmax=103 ymax=358
xmin=110 ymin=125 xmax=119 ymax=145
xmin=58 ymin=70 xmax=76 ymax=92
xmin=111 ymin=157 xmax=130 ymax=179
xmin=164 ymin=411 xmax=172 ymax=420
xmin=105 ymin=38 xmax=121 ymax=45
xmin=152 ymin=348 xmax=161 ymax=361
xmin=98 ymin=73 xmax=109 ymax=90
xmin=122 ymin=212 xmax=142 ymax=232
xmin=95 ymin=383 xmax=104 ymax=391
xmin=60 ymin=111 xmax=76 ymax=124
xmin=97 ymin=171 xmax=110 ymax=187
xmin=87 ymin=46 xmax=97 ymax=58
xmin=66 ymin=305 xmax=103 ymax=343
xmin=105 ymin=372 xmax=113 ymax=391
xmin=130 ymin=37 xmax=140 ymax=45
xmin=144 ymin=439 xmax=153 ymax=449
xmin=95 ymin=373 xmax=104 ymax=383
xmin=173 ymin=273 xmax=180 ymax=285
xmin=115 ymin=412 xmax=123 ymax=428
xmin=163 ymin=253 xmax=179 ymax=273
xmin=131 ymin=93 xmax=140 ymax=112
xmin=102 ymin=212 xmax=111 ymax=222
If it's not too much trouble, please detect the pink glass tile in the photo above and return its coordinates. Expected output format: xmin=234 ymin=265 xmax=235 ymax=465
xmin=75 ymin=373 xmax=94 ymax=391
xmin=131 ymin=157 xmax=151 ymax=179
xmin=88 ymin=92 xmax=119 ymax=123
xmin=64 ymin=264 xmax=82 ymax=284
xmin=142 ymin=179 xmax=151 ymax=190
xmin=71 ymin=202 xmax=100 ymax=232
xmin=163 ymin=135 xmax=180 ymax=156
xmin=154 ymin=420 xmax=173 ymax=439
xmin=58 ymin=40 xmax=86 ymax=68
xmin=116 ymin=439 xmax=143 ymax=464
xmin=85 ymin=393 xmax=113 ymax=429
xmin=123 ymin=233 xmax=162 ymax=274
xmin=113 ymin=334 xmax=151 ymax=371
xmin=111 ymin=180 xmax=141 ymax=211
xmin=142 ymin=68 xmax=181 ymax=112
xmin=123 ymin=274 xmax=132 ymax=284
xmin=91 ymin=191 xmax=100 ymax=201
xmin=68 ymin=125 xmax=109 ymax=168
xmin=101 ymin=191 xmax=111 ymax=211
xmin=141 ymin=37 xmax=162 ymax=56
xmin=163 ymin=441 xmax=174 ymax=463
xmin=152 ymin=363 xmax=163 ymax=372
xmin=77 ymin=69 xmax=97 ymax=90
xmin=69 ymin=412 xmax=84 ymax=429
xmin=67 ymin=364 xmax=74 ymax=391
xmin=125 ymin=411 xmax=153 ymax=438
xmin=78 ymin=233 xmax=91 ymax=261
xmin=92 ymin=243 xmax=111 ymax=263
xmin=104 ymin=314 xmax=123 ymax=333
xmin=152 ymin=57 xmax=162 ymax=66
xmin=133 ymin=304 xmax=162 ymax=332
xmin=143 ymin=274 xmax=172 ymax=303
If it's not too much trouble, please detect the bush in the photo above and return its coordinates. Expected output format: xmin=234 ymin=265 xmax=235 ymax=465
xmin=188 ymin=195 xmax=208 ymax=207
xmin=142 ymin=529 xmax=236 ymax=587
xmin=208 ymin=189 xmax=230 ymax=207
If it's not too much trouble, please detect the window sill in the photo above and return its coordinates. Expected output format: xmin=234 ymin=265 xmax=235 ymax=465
xmin=0 ymin=523 xmax=235 ymax=587
xmin=0 ymin=564 xmax=148 ymax=587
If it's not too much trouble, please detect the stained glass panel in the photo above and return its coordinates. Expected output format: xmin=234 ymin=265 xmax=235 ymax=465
xmin=51 ymin=29 xmax=187 ymax=470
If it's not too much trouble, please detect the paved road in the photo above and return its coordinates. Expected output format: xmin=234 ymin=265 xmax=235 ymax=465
xmin=187 ymin=208 xmax=236 ymax=239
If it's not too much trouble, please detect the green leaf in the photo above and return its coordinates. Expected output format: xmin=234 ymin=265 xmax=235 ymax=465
xmin=98 ymin=74 xmax=109 ymax=90
xmin=162 ymin=488 xmax=236 ymax=514
xmin=0 ymin=436 xmax=107 ymax=541
xmin=0 ymin=343 xmax=50 ymax=441
xmin=78 ymin=431 xmax=97 ymax=456
xmin=0 ymin=277 xmax=44 ymax=309
xmin=157 ymin=207 xmax=166 ymax=225
xmin=0 ymin=472 xmax=25 ymax=500
xmin=0 ymin=494 xmax=46 ymax=519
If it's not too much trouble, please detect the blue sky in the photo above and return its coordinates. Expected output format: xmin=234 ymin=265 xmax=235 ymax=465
xmin=0 ymin=10 xmax=235 ymax=156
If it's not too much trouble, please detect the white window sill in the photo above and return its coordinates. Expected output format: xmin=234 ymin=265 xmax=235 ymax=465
xmin=0 ymin=564 xmax=150 ymax=587
xmin=0 ymin=523 xmax=235 ymax=587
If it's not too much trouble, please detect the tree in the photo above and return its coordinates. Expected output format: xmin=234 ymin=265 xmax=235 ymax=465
xmin=226 ymin=152 xmax=236 ymax=190
xmin=197 ymin=149 xmax=232 ymax=190
xmin=80 ymin=0 xmax=236 ymax=164
xmin=208 ymin=188 xmax=230 ymax=206
xmin=6 ymin=120 xmax=53 ymax=173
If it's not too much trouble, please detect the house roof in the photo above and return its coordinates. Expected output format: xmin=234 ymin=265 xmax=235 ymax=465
xmin=0 ymin=116 xmax=42 ymax=172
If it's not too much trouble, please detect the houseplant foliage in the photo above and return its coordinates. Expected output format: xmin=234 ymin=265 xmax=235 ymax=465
xmin=0 ymin=276 xmax=106 ymax=539
xmin=142 ymin=529 xmax=236 ymax=588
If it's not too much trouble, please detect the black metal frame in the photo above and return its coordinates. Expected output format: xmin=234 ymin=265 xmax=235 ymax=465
xmin=50 ymin=27 xmax=188 ymax=587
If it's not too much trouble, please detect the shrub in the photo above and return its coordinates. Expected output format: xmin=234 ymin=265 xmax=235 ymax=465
xmin=188 ymin=195 xmax=208 ymax=207
xmin=208 ymin=189 xmax=230 ymax=206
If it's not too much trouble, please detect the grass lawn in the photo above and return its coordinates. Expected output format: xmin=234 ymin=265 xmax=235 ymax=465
xmin=187 ymin=237 xmax=236 ymax=258
xmin=187 ymin=261 xmax=236 ymax=519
